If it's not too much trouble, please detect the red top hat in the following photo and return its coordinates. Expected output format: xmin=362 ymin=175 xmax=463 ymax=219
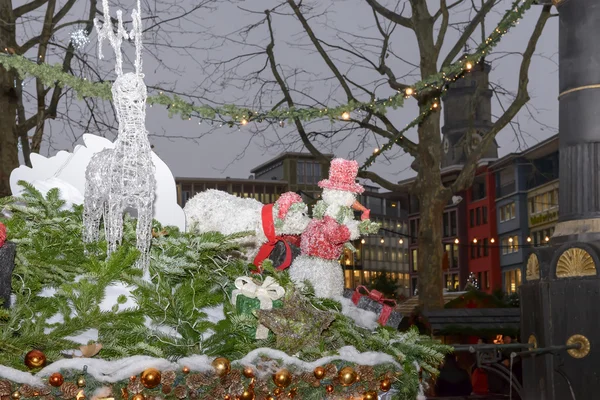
xmin=318 ymin=158 xmax=364 ymax=194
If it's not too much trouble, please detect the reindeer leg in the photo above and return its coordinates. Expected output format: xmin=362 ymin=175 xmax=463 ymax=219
xmin=83 ymin=185 xmax=103 ymax=244
xmin=134 ymin=196 xmax=153 ymax=272
xmin=106 ymin=197 xmax=124 ymax=256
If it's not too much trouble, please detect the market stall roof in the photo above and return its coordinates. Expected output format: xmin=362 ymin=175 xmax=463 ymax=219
xmin=424 ymin=308 xmax=520 ymax=335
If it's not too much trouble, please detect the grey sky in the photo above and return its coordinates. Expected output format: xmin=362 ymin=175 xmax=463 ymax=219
xmin=32 ymin=0 xmax=559 ymax=187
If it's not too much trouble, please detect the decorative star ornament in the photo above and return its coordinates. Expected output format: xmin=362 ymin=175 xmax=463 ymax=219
xmin=257 ymin=290 xmax=335 ymax=354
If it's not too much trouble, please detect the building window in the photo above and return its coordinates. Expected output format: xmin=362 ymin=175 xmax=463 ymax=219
xmin=409 ymin=219 xmax=419 ymax=244
xmin=482 ymin=206 xmax=488 ymax=224
xmin=470 ymin=209 xmax=475 ymax=227
xmin=471 ymin=244 xmax=477 ymax=259
xmin=500 ymin=202 xmax=516 ymax=222
xmin=501 ymin=235 xmax=519 ymax=255
xmin=443 ymin=210 xmax=457 ymax=237
xmin=529 ymin=188 xmax=559 ymax=215
xmin=450 ymin=211 xmax=457 ymax=236
xmin=411 ymin=249 xmax=418 ymax=272
xmin=296 ymin=161 xmax=322 ymax=184
xmin=504 ymin=269 xmax=522 ymax=293
xmin=471 ymin=175 xmax=487 ymax=201
xmin=483 ymin=238 xmax=489 ymax=256
xmin=476 ymin=207 xmax=481 ymax=225
xmin=484 ymin=271 xmax=490 ymax=289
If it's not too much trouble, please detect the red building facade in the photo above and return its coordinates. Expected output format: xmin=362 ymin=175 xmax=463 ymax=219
xmin=403 ymin=163 xmax=501 ymax=296
xmin=465 ymin=165 xmax=501 ymax=293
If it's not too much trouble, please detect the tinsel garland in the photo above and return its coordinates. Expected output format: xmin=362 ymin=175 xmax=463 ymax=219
xmin=0 ymin=0 xmax=532 ymax=130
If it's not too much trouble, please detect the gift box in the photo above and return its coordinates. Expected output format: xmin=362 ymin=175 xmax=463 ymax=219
xmin=0 ymin=242 xmax=16 ymax=309
xmin=231 ymin=276 xmax=285 ymax=339
xmin=343 ymin=286 xmax=403 ymax=329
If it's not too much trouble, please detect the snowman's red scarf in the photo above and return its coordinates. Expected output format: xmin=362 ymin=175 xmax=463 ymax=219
xmin=252 ymin=203 xmax=297 ymax=273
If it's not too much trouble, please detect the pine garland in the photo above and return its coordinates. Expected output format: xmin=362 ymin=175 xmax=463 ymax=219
xmin=0 ymin=184 xmax=450 ymax=399
xmin=0 ymin=0 xmax=532 ymax=129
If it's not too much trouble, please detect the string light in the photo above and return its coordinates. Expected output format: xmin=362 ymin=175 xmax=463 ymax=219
xmin=399 ymin=239 xmax=404 ymax=244
xmin=508 ymin=237 xmax=513 ymax=243
xmin=432 ymin=101 xmax=439 ymax=109
xmin=472 ymin=238 xmax=478 ymax=244
xmin=373 ymin=148 xmax=379 ymax=154
xmin=405 ymin=87 xmax=414 ymax=97
xmin=465 ymin=61 xmax=473 ymax=71
xmin=490 ymin=238 xmax=495 ymax=243
xmin=527 ymin=237 xmax=532 ymax=242
xmin=341 ymin=112 xmax=350 ymax=120
xmin=545 ymin=236 xmax=550 ymax=242
xmin=361 ymin=239 xmax=366 ymax=244
xmin=454 ymin=238 xmax=459 ymax=244
xmin=380 ymin=238 xmax=385 ymax=244
xmin=241 ymin=118 xmax=248 ymax=126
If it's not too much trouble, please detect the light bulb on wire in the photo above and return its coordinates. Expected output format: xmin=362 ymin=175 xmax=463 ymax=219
xmin=341 ymin=112 xmax=350 ymax=120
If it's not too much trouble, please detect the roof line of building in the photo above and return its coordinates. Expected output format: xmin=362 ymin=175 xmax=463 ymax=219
xmin=250 ymin=152 xmax=335 ymax=173
xmin=175 ymin=177 xmax=290 ymax=184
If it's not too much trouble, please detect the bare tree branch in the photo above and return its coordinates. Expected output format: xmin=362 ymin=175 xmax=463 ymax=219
xmin=286 ymin=0 xmax=356 ymax=102
xmin=13 ymin=0 xmax=47 ymax=19
xmin=365 ymin=0 xmax=413 ymax=29
xmin=265 ymin=9 xmax=330 ymax=165
xmin=441 ymin=0 xmax=495 ymax=67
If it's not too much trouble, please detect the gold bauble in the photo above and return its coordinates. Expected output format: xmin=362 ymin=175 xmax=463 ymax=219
xmin=362 ymin=391 xmax=378 ymax=400
xmin=11 ymin=391 xmax=20 ymax=400
xmin=313 ymin=366 xmax=326 ymax=380
xmin=224 ymin=395 xmax=231 ymax=400
xmin=239 ymin=389 xmax=254 ymax=400
xmin=288 ymin=388 xmax=298 ymax=398
xmin=212 ymin=357 xmax=231 ymax=377
xmin=24 ymin=350 xmax=47 ymax=369
xmin=338 ymin=367 xmax=357 ymax=386
xmin=242 ymin=366 xmax=255 ymax=378
xmin=182 ymin=366 xmax=191 ymax=374
xmin=132 ymin=394 xmax=145 ymax=400
xmin=49 ymin=372 xmax=64 ymax=387
xmin=273 ymin=369 xmax=292 ymax=388
xmin=326 ymin=384 xmax=334 ymax=393
xmin=140 ymin=368 xmax=162 ymax=389
xmin=273 ymin=388 xmax=282 ymax=396
xmin=380 ymin=378 xmax=392 ymax=392
xmin=77 ymin=376 xmax=86 ymax=388
xmin=266 ymin=396 xmax=275 ymax=400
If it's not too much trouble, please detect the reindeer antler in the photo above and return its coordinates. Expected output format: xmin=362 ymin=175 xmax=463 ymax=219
xmin=94 ymin=0 xmax=129 ymax=76
xmin=130 ymin=0 xmax=143 ymax=75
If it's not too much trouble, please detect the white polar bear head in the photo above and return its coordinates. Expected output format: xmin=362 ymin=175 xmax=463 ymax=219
xmin=321 ymin=187 xmax=357 ymax=208
xmin=273 ymin=192 xmax=310 ymax=235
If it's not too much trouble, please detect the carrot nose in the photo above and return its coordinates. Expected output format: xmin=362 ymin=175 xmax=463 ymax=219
xmin=352 ymin=200 xmax=367 ymax=212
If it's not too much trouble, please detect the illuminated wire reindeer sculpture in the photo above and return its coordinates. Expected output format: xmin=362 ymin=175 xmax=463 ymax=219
xmin=83 ymin=0 xmax=155 ymax=269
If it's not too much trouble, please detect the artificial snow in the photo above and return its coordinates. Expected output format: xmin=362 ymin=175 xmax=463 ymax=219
xmin=64 ymin=329 xmax=99 ymax=345
xmin=0 ymin=347 xmax=399 ymax=385
xmin=335 ymin=295 xmax=378 ymax=330
xmin=99 ymin=282 xmax=138 ymax=312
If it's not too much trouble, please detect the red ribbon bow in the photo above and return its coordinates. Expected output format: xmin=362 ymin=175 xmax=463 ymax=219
xmin=252 ymin=203 xmax=293 ymax=274
xmin=351 ymin=286 xmax=397 ymax=326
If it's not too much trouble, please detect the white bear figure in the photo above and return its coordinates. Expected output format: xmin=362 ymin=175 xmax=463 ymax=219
xmin=184 ymin=190 xmax=310 ymax=260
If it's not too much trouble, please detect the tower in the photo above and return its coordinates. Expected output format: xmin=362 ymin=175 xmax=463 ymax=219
xmin=441 ymin=60 xmax=497 ymax=168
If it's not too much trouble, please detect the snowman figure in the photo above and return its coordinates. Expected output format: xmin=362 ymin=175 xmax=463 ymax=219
xmin=288 ymin=158 xmax=379 ymax=298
